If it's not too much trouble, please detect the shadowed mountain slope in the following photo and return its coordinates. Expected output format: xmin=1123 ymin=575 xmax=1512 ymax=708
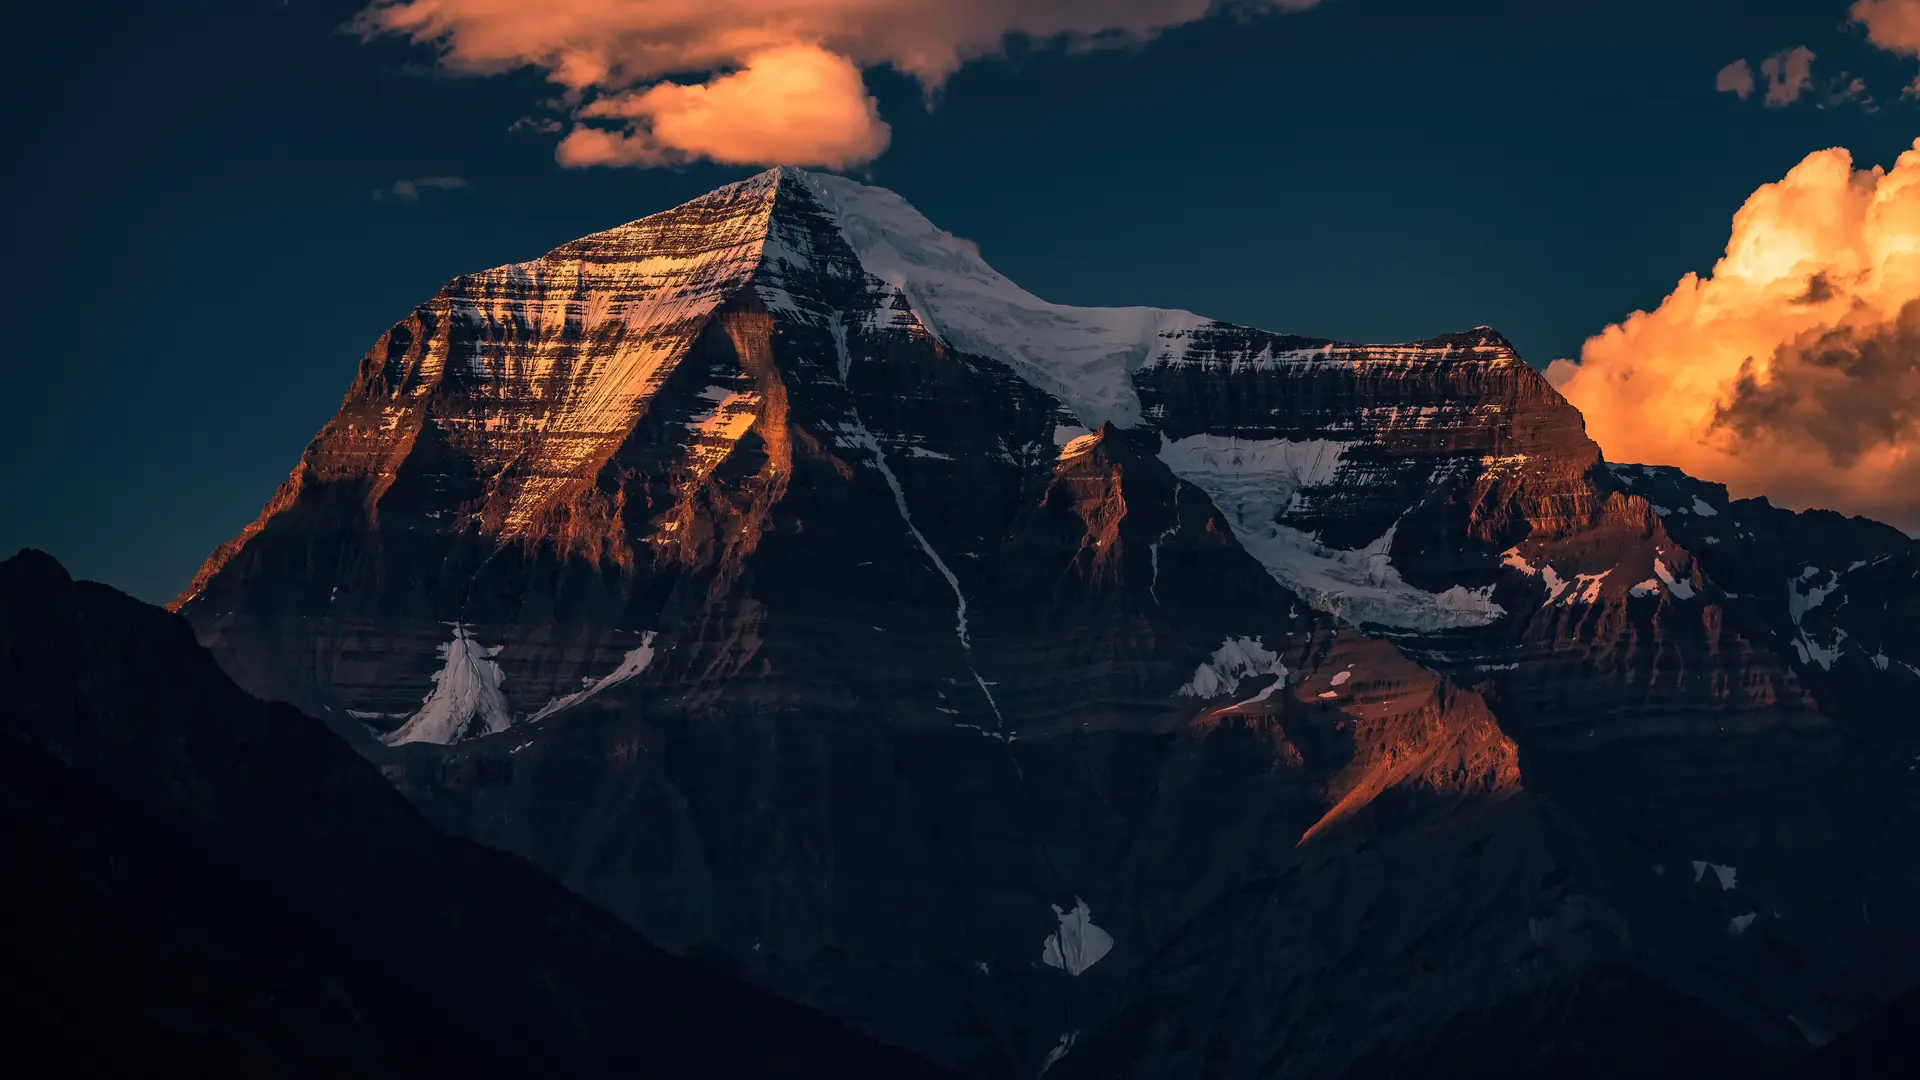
xmin=0 ymin=548 xmax=949 ymax=1079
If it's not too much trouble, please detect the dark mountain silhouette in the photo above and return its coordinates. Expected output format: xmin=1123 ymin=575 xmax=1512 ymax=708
xmin=0 ymin=548 xmax=949 ymax=1079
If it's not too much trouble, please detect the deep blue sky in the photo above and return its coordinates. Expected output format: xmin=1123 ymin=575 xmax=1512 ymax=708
xmin=4 ymin=0 xmax=1914 ymax=603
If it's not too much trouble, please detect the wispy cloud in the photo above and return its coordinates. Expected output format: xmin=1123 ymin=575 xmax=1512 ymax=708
xmin=1717 ymin=47 xmax=1844 ymax=110
xmin=1715 ymin=59 xmax=1755 ymax=100
xmin=372 ymin=175 xmax=468 ymax=202
xmin=1760 ymin=46 xmax=1816 ymax=107
xmin=351 ymin=0 xmax=1325 ymax=169
xmin=1819 ymin=73 xmax=1876 ymax=112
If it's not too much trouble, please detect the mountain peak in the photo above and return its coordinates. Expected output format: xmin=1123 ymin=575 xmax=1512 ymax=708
xmin=1408 ymin=324 xmax=1517 ymax=354
xmin=176 ymin=168 xmax=1602 ymax=698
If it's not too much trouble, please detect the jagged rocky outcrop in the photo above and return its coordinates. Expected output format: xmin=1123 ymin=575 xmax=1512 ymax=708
xmin=0 ymin=549 xmax=950 ymax=1079
xmin=173 ymin=168 xmax=1920 ymax=1077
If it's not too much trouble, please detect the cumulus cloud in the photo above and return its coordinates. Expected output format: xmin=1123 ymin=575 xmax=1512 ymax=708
xmin=1760 ymin=46 xmax=1816 ymax=107
xmin=1820 ymin=73 xmax=1875 ymax=112
xmin=352 ymin=0 xmax=1323 ymax=168
xmin=1853 ymin=0 xmax=1920 ymax=56
xmin=1716 ymin=59 xmax=1755 ymax=100
xmin=1549 ymin=141 xmax=1920 ymax=532
xmin=373 ymin=175 xmax=467 ymax=201
xmin=1714 ymin=301 xmax=1920 ymax=466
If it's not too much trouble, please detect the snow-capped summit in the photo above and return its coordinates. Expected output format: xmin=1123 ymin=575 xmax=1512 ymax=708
xmin=779 ymin=169 xmax=1209 ymax=429
xmin=168 ymin=168 xmax=1920 ymax=1079
xmin=176 ymin=166 xmax=1605 ymax=730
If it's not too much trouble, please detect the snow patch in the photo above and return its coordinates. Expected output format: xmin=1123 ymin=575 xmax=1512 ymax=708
xmin=683 ymin=386 xmax=761 ymax=479
xmin=799 ymin=171 xmax=1210 ymax=429
xmin=1330 ymin=670 xmax=1352 ymax=686
xmin=1157 ymin=435 xmax=1503 ymax=632
xmin=1788 ymin=567 xmax=1841 ymax=625
xmin=1237 ymin=662 xmax=1293 ymax=706
xmin=831 ymin=314 xmax=1003 ymax=723
xmin=1654 ymin=558 xmax=1695 ymax=599
xmin=384 ymin=624 xmax=513 ymax=746
xmin=1629 ymin=578 xmax=1661 ymax=597
xmin=1041 ymin=1032 xmax=1079 ymax=1075
xmin=1503 ymin=548 xmax=1577 ymax=604
xmin=1729 ymin=912 xmax=1757 ymax=937
xmin=527 ymin=632 xmax=659 ymax=723
xmin=1691 ymin=861 xmax=1738 ymax=890
xmin=1568 ymin=571 xmax=1610 ymax=605
xmin=1792 ymin=628 xmax=1847 ymax=670
xmin=1148 ymin=516 xmax=1180 ymax=605
xmin=1691 ymin=496 xmax=1718 ymax=517
xmin=1179 ymin=636 xmax=1285 ymax=699
xmin=1040 ymin=897 xmax=1113 ymax=976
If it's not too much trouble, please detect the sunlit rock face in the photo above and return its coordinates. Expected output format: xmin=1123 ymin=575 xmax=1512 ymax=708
xmin=176 ymin=169 xmax=1920 ymax=1078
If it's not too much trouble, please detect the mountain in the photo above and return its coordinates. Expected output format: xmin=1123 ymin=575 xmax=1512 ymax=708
xmin=0 ymin=548 xmax=949 ymax=1078
xmin=1791 ymin=985 xmax=1920 ymax=1078
xmin=172 ymin=167 xmax=1920 ymax=1077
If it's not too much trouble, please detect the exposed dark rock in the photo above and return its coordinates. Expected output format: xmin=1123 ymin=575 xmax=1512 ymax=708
xmin=1792 ymin=984 xmax=1920 ymax=1078
xmin=0 ymin=548 xmax=949 ymax=1079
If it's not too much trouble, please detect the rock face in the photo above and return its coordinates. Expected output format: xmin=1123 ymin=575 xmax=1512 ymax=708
xmin=0 ymin=549 xmax=951 ymax=1079
xmin=175 ymin=168 xmax=1920 ymax=1077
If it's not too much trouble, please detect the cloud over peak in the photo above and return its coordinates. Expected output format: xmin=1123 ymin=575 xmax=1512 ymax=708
xmin=353 ymin=0 xmax=1323 ymax=169
xmin=1549 ymin=141 xmax=1920 ymax=532
xmin=555 ymin=44 xmax=890 ymax=169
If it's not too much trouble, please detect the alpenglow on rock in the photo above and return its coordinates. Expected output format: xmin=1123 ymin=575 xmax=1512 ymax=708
xmin=174 ymin=167 xmax=1920 ymax=1079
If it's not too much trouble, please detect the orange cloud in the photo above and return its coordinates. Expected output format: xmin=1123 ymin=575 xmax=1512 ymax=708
xmin=1715 ymin=59 xmax=1755 ymax=100
xmin=354 ymin=0 xmax=1323 ymax=168
xmin=556 ymin=44 xmax=889 ymax=168
xmin=1853 ymin=0 xmax=1920 ymax=56
xmin=1549 ymin=141 xmax=1920 ymax=532
xmin=1760 ymin=46 xmax=1816 ymax=107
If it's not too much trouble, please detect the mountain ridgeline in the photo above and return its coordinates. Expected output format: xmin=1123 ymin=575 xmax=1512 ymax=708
xmin=169 ymin=168 xmax=1920 ymax=1077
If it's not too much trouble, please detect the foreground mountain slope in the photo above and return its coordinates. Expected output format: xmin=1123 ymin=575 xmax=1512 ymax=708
xmin=0 ymin=548 xmax=949 ymax=1079
xmin=1791 ymin=985 xmax=1920 ymax=1078
xmin=170 ymin=168 xmax=1920 ymax=1076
